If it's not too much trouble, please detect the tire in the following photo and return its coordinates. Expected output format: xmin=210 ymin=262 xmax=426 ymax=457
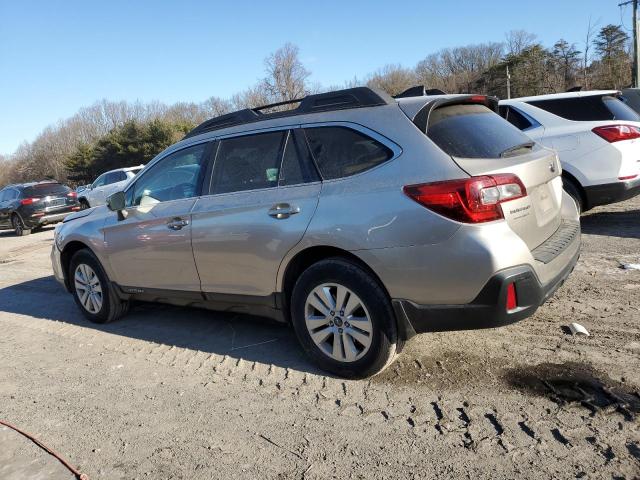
xmin=11 ymin=214 xmax=31 ymax=236
xmin=290 ymin=257 xmax=399 ymax=379
xmin=69 ymin=249 xmax=129 ymax=324
xmin=562 ymin=177 xmax=584 ymax=215
xmin=79 ymin=199 xmax=90 ymax=210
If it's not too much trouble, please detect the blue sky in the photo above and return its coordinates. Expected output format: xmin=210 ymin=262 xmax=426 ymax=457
xmin=0 ymin=0 xmax=624 ymax=154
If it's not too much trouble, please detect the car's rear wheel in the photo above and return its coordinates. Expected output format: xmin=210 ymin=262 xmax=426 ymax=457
xmin=290 ymin=258 xmax=399 ymax=378
xmin=79 ymin=199 xmax=90 ymax=210
xmin=562 ymin=177 xmax=584 ymax=215
xmin=11 ymin=214 xmax=31 ymax=236
xmin=69 ymin=249 xmax=129 ymax=324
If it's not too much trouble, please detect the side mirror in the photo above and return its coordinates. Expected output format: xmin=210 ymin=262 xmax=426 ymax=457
xmin=107 ymin=191 xmax=126 ymax=212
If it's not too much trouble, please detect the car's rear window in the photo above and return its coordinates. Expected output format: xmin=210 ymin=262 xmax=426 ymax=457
xmin=528 ymin=95 xmax=640 ymax=122
xmin=23 ymin=183 xmax=70 ymax=196
xmin=427 ymin=104 xmax=533 ymax=158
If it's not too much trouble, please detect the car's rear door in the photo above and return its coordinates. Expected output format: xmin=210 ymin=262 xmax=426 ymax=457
xmin=191 ymin=129 xmax=321 ymax=298
xmin=102 ymin=142 xmax=212 ymax=292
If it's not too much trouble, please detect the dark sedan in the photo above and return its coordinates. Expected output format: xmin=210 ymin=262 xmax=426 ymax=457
xmin=0 ymin=181 xmax=80 ymax=236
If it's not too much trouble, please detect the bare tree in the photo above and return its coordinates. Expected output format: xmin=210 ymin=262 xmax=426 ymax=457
xmin=262 ymin=43 xmax=310 ymax=103
xmin=505 ymin=30 xmax=537 ymax=56
xmin=582 ymin=16 xmax=600 ymax=89
xmin=365 ymin=64 xmax=417 ymax=96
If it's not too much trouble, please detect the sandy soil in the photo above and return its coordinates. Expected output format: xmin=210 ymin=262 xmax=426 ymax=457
xmin=0 ymin=197 xmax=639 ymax=479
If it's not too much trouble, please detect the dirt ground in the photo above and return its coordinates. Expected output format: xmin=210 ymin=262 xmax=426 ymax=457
xmin=0 ymin=197 xmax=639 ymax=480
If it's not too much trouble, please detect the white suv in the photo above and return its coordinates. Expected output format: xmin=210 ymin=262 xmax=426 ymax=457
xmin=78 ymin=166 xmax=144 ymax=208
xmin=500 ymin=91 xmax=640 ymax=212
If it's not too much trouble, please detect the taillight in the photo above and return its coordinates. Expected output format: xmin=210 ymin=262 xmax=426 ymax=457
xmin=67 ymin=191 xmax=78 ymax=198
xmin=403 ymin=174 xmax=527 ymax=223
xmin=592 ymin=125 xmax=640 ymax=143
xmin=619 ymin=174 xmax=639 ymax=181
xmin=20 ymin=197 xmax=40 ymax=205
xmin=506 ymin=283 xmax=517 ymax=311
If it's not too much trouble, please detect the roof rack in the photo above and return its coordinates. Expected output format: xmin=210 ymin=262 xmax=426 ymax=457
xmin=394 ymin=86 xmax=447 ymax=99
xmin=184 ymin=87 xmax=393 ymax=139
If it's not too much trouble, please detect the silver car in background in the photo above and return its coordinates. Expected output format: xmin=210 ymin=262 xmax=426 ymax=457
xmin=78 ymin=165 xmax=144 ymax=209
xmin=51 ymin=87 xmax=580 ymax=378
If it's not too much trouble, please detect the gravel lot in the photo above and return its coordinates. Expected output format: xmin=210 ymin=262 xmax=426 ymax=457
xmin=0 ymin=197 xmax=639 ymax=480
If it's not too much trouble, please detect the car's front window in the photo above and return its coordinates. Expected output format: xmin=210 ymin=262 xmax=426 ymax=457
xmin=92 ymin=175 xmax=106 ymax=189
xmin=129 ymin=144 xmax=207 ymax=207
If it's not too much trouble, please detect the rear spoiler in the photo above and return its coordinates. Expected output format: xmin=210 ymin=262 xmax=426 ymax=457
xmin=394 ymin=86 xmax=447 ymax=98
xmin=409 ymin=95 xmax=500 ymax=133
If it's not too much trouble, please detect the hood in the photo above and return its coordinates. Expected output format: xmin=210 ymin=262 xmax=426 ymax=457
xmin=63 ymin=206 xmax=100 ymax=222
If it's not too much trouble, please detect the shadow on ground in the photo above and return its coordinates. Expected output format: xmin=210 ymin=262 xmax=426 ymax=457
xmin=581 ymin=208 xmax=640 ymax=240
xmin=0 ymin=225 xmax=56 ymax=238
xmin=505 ymin=361 xmax=640 ymax=421
xmin=0 ymin=275 xmax=322 ymax=376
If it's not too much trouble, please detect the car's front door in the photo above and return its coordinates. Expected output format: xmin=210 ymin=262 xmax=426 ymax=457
xmin=103 ymin=142 xmax=212 ymax=292
xmin=191 ymin=129 xmax=321 ymax=298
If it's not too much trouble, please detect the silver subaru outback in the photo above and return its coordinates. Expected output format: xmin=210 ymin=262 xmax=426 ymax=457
xmin=52 ymin=87 xmax=580 ymax=378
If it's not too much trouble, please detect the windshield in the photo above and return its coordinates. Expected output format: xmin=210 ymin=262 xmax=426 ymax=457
xmin=427 ymin=104 xmax=534 ymax=159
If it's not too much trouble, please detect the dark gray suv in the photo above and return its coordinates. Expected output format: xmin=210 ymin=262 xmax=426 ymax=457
xmin=0 ymin=182 xmax=80 ymax=236
xmin=52 ymin=87 xmax=580 ymax=378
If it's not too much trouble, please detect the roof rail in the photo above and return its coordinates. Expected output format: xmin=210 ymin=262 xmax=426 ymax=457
xmin=394 ymin=86 xmax=447 ymax=98
xmin=184 ymin=87 xmax=394 ymax=139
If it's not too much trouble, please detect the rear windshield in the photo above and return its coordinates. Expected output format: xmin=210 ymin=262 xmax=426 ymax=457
xmin=528 ymin=95 xmax=640 ymax=122
xmin=22 ymin=183 xmax=70 ymax=197
xmin=427 ymin=104 xmax=533 ymax=158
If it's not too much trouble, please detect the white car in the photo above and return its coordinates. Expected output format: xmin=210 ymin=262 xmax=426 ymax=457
xmin=500 ymin=91 xmax=640 ymax=212
xmin=79 ymin=165 xmax=144 ymax=208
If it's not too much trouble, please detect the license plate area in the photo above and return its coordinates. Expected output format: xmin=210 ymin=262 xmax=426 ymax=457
xmin=531 ymin=182 xmax=555 ymax=223
xmin=46 ymin=198 xmax=66 ymax=208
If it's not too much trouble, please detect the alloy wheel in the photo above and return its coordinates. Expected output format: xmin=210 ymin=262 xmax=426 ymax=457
xmin=304 ymin=283 xmax=373 ymax=362
xmin=74 ymin=264 xmax=103 ymax=314
xmin=12 ymin=217 xmax=23 ymax=236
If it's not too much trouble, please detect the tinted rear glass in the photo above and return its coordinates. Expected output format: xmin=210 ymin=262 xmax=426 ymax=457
xmin=528 ymin=95 xmax=640 ymax=122
xmin=23 ymin=183 xmax=70 ymax=196
xmin=428 ymin=104 xmax=533 ymax=158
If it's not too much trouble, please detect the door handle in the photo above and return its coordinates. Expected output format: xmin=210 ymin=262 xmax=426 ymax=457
xmin=268 ymin=203 xmax=300 ymax=219
xmin=167 ymin=217 xmax=189 ymax=230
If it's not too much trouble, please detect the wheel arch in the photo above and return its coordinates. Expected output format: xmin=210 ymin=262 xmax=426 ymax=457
xmin=561 ymin=169 xmax=587 ymax=210
xmin=60 ymin=241 xmax=95 ymax=292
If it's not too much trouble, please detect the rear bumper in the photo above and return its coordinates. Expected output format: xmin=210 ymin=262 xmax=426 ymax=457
xmin=584 ymin=177 xmax=640 ymax=209
xmin=25 ymin=209 xmax=78 ymax=228
xmin=392 ymin=238 xmax=580 ymax=340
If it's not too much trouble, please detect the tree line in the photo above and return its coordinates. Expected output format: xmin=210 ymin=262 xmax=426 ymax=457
xmin=0 ymin=24 xmax=632 ymax=187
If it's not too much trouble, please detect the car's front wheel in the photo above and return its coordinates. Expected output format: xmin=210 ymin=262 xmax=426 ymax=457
xmin=290 ymin=258 xmax=400 ymax=378
xmin=69 ymin=249 xmax=129 ymax=324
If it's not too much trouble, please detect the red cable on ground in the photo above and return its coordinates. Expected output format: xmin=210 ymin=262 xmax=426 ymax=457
xmin=0 ymin=419 xmax=88 ymax=480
